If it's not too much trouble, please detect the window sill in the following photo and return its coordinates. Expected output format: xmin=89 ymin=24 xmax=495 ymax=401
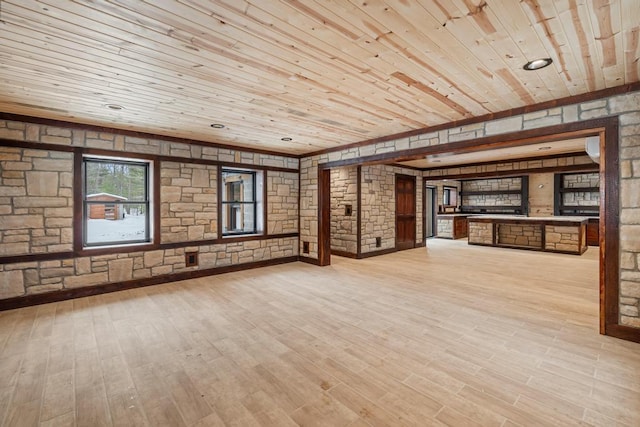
xmin=220 ymin=233 xmax=265 ymax=243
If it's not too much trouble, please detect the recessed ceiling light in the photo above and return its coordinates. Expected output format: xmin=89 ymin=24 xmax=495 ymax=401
xmin=523 ymin=58 xmax=553 ymax=71
xmin=538 ymin=146 xmax=552 ymax=151
xmin=210 ymin=123 xmax=225 ymax=129
xmin=105 ymin=104 xmax=124 ymax=110
xmin=281 ymin=137 xmax=293 ymax=141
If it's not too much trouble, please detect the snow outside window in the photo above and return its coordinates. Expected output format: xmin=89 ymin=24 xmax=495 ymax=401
xmin=83 ymin=157 xmax=152 ymax=247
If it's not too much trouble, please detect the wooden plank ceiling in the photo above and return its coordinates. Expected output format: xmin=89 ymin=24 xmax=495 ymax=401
xmin=0 ymin=0 xmax=638 ymax=155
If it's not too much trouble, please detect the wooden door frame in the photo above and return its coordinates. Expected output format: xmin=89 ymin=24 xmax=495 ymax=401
xmin=395 ymin=174 xmax=417 ymax=250
xmin=318 ymin=167 xmax=331 ymax=266
xmin=423 ymin=183 xmax=437 ymax=241
xmin=318 ymin=117 xmax=637 ymax=342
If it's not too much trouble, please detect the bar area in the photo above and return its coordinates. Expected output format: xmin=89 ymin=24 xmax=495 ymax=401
xmin=467 ymin=215 xmax=589 ymax=255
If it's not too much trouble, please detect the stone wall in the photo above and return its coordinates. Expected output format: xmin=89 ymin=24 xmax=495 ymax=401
xmin=564 ymin=172 xmax=600 ymax=188
xmin=498 ymin=224 xmax=542 ymax=248
xmin=0 ymin=237 xmax=297 ymax=298
xmin=360 ymin=165 xmax=422 ymax=253
xmin=561 ymin=172 xmax=601 ymax=207
xmin=161 ymin=162 xmax=217 ymax=243
xmin=361 ymin=165 xmax=396 ymax=253
xmin=267 ymin=171 xmax=298 ymax=234
xmin=544 ymin=225 xmax=582 ymax=253
xmin=0 ymin=118 xmax=299 ymax=301
xmin=462 ymin=177 xmax=522 ymax=207
xmin=0 ymin=147 xmax=73 ymax=256
xmin=330 ymin=167 xmax=358 ymax=254
xmin=468 ymin=222 xmax=493 ymax=245
xmin=299 ymin=90 xmax=640 ymax=329
xmin=424 ymin=154 xmax=594 ymax=179
xmin=436 ymin=217 xmax=453 ymax=238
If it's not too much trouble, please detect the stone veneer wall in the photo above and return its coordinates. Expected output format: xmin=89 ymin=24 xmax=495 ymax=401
xmin=361 ymin=165 xmax=395 ymax=253
xmin=436 ymin=218 xmax=453 ymax=238
xmin=498 ymin=224 xmax=542 ymax=248
xmin=468 ymin=222 xmax=493 ymax=245
xmin=299 ymin=90 xmax=640 ymax=328
xmin=267 ymin=171 xmax=299 ymax=235
xmin=562 ymin=172 xmax=601 ymax=207
xmin=330 ymin=167 xmax=358 ymax=254
xmin=0 ymin=118 xmax=299 ymax=300
xmin=461 ymin=177 xmax=522 ymax=207
xmin=544 ymin=225 xmax=583 ymax=253
xmin=0 ymin=147 xmax=73 ymax=256
xmin=361 ymin=165 xmax=422 ymax=253
xmin=161 ymin=162 xmax=217 ymax=243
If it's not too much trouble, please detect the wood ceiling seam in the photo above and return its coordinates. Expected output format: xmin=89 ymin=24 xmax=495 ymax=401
xmin=486 ymin=0 xmax=568 ymax=100
xmin=521 ymin=0 xmax=573 ymax=84
xmin=1 ymin=1 xmax=510 ymax=134
xmin=0 ymin=29 xmax=376 ymax=147
xmin=431 ymin=1 xmax=546 ymax=107
xmin=238 ymin=0 xmax=487 ymax=123
xmin=588 ymin=0 xmax=623 ymax=89
xmin=349 ymin=0 xmax=514 ymax=113
xmin=621 ymin=0 xmax=640 ymax=83
xmin=117 ymin=0 xmax=453 ymax=126
xmin=567 ymin=0 xmax=601 ymax=92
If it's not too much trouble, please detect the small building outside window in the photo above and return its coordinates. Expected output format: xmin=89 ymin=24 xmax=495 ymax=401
xmin=83 ymin=156 xmax=152 ymax=247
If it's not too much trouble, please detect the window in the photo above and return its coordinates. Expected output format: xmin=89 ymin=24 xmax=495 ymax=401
xmin=83 ymin=156 xmax=152 ymax=247
xmin=443 ymin=186 xmax=457 ymax=206
xmin=221 ymin=168 xmax=263 ymax=236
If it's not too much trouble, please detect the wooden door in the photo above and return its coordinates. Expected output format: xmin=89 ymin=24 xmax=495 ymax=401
xmin=396 ymin=175 xmax=416 ymax=251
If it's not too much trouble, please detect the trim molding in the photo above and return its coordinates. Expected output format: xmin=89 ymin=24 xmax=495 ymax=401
xmin=330 ymin=250 xmax=358 ymax=259
xmin=0 ymin=256 xmax=299 ymax=312
xmin=358 ymin=248 xmax=398 ymax=259
xmin=298 ymin=256 xmax=321 ymax=266
xmin=605 ymin=324 xmax=640 ymax=343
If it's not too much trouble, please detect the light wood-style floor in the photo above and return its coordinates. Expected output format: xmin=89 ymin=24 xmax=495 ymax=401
xmin=1 ymin=239 xmax=639 ymax=427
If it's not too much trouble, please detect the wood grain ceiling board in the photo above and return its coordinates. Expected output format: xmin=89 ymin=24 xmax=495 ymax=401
xmin=0 ymin=0 xmax=637 ymax=155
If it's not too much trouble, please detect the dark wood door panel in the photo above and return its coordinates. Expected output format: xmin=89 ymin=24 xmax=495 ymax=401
xmin=396 ymin=175 xmax=416 ymax=251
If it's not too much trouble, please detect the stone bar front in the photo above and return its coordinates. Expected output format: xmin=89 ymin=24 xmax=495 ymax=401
xmin=467 ymin=216 xmax=589 ymax=255
xmin=436 ymin=214 xmax=471 ymax=239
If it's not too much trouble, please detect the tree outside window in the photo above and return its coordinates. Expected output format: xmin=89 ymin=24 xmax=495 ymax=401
xmin=83 ymin=157 xmax=151 ymax=246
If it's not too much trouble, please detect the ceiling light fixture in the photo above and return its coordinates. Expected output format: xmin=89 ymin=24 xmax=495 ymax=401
xmin=281 ymin=137 xmax=292 ymax=141
xmin=523 ymin=58 xmax=553 ymax=71
xmin=210 ymin=123 xmax=225 ymax=129
xmin=105 ymin=104 xmax=124 ymax=110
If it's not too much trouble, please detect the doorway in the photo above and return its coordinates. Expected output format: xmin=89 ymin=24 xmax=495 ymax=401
xmin=396 ymin=174 xmax=416 ymax=250
xmin=425 ymin=186 xmax=436 ymax=239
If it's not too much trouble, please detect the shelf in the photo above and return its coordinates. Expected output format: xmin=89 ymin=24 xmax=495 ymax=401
xmin=559 ymin=187 xmax=599 ymax=193
xmin=461 ymin=189 xmax=522 ymax=196
xmin=559 ymin=205 xmax=599 ymax=211
xmin=461 ymin=205 xmax=524 ymax=211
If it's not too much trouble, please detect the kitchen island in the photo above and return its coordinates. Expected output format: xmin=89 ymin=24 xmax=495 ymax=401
xmin=467 ymin=215 xmax=589 ymax=255
xmin=436 ymin=214 xmax=471 ymax=239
